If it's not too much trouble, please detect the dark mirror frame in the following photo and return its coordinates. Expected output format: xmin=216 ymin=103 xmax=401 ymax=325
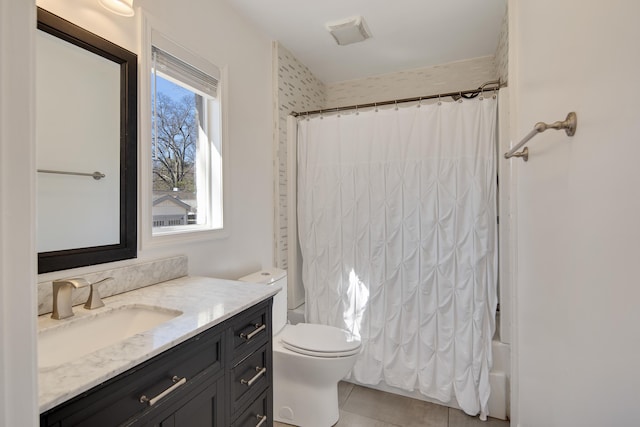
xmin=37 ymin=8 xmax=137 ymax=274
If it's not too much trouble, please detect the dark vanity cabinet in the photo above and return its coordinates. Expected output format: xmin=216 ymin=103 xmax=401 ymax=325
xmin=39 ymin=299 xmax=272 ymax=427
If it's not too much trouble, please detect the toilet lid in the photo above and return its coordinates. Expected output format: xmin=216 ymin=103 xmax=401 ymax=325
xmin=279 ymin=323 xmax=361 ymax=357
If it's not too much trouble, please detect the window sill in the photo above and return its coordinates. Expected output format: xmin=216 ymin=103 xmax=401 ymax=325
xmin=143 ymin=226 xmax=230 ymax=249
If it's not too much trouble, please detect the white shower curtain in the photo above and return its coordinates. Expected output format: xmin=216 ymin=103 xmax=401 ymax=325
xmin=297 ymin=97 xmax=498 ymax=419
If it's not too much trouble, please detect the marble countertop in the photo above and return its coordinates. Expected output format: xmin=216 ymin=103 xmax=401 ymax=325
xmin=38 ymin=275 xmax=278 ymax=413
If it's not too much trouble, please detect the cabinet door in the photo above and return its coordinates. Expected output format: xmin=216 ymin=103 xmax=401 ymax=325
xmin=174 ymin=377 xmax=224 ymax=427
xmin=157 ymin=375 xmax=225 ymax=427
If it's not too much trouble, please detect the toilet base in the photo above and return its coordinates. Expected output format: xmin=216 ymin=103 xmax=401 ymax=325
xmin=272 ymin=324 xmax=360 ymax=427
xmin=274 ymin=381 xmax=340 ymax=427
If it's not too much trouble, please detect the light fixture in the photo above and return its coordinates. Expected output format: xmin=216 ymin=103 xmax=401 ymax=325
xmin=98 ymin=0 xmax=134 ymax=17
xmin=325 ymin=16 xmax=372 ymax=46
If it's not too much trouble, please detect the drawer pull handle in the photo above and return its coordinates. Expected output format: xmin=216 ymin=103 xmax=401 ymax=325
xmin=139 ymin=376 xmax=187 ymax=406
xmin=240 ymin=323 xmax=266 ymax=341
xmin=255 ymin=414 xmax=268 ymax=427
xmin=240 ymin=366 xmax=267 ymax=387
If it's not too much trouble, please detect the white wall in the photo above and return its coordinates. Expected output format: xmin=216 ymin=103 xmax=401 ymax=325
xmin=510 ymin=1 xmax=640 ymax=426
xmin=36 ymin=0 xmax=275 ymax=282
xmin=0 ymin=0 xmax=39 ymax=425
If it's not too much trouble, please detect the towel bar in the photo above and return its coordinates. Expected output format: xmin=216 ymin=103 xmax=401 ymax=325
xmin=505 ymin=112 xmax=577 ymax=161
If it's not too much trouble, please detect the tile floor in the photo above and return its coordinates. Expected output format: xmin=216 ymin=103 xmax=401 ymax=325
xmin=274 ymin=382 xmax=510 ymax=427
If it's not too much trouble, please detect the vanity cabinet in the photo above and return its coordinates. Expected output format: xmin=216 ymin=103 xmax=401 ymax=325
xmin=39 ymin=298 xmax=272 ymax=427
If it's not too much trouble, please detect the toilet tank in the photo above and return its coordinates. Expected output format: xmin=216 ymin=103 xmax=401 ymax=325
xmin=238 ymin=268 xmax=287 ymax=335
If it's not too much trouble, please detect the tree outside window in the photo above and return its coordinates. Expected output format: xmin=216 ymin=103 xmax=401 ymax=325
xmin=152 ymin=76 xmax=206 ymax=228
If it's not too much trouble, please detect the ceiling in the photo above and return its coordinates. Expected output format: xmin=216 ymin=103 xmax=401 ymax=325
xmin=224 ymin=0 xmax=507 ymax=83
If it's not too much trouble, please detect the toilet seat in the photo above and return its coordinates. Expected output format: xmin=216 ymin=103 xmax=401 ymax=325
xmin=279 ymin=323 xmax=361 ymax=358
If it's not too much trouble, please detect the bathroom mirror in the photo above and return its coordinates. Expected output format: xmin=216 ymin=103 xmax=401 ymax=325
xmin=36 ymin=8 xmax=137 ymax=274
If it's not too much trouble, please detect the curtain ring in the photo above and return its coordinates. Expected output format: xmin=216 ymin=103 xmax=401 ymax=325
xmin=374 ymin=102 xmax=378 ymax=112
xmin=320 ymin=110 xmax=324 ymax=120
xmin=336 ymin=107 xmax=340 ymax=118
xmin=458 ymin=91 xmax=463 ymax=103
xmin=493 ymin=87 xmax=497 ymax=99
xmin=355 ymin=105 xmax=359 ymax=115
xmin=417 ymin=97 xmax=422 ymax=108
xmin=437 ymin=94 xmax=442 ymax=106
xmin=306 ymin=112 xmax=309 ymax=121
xmin=394 ymin=100 xmax=398 ymax=111
xmin=479 ymin=87 xmax=485 ymax=101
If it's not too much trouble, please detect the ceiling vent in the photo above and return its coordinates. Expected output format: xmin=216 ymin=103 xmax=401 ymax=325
xmin=326 ymin=16 xmax=372 ymax=46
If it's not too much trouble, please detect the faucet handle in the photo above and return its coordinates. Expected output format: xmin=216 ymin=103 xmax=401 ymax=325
xmin=52 ymin=277 xmax=90 ymax=289
xmin=84 ymin=277 xmax=113 ymax=310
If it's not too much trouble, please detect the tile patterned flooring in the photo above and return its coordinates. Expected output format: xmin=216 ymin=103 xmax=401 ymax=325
xmin=274 ymin=382 xmax=510 ymax=427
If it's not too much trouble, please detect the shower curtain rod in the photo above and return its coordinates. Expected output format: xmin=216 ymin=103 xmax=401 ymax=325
xmin=290 ymin=79 xmax=504 ymax=117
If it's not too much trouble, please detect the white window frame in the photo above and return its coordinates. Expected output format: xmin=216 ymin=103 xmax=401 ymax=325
xmin=140 ymin=15 xmax=229 ymax=249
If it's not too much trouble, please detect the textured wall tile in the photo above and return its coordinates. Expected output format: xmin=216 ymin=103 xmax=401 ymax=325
xmin=495 ymin=6 xmax=509 ymax=84
xmin=324 ymin=56 xmax=498 ymax=108
xmin=274 ymin=43 xmax=326 ymax=269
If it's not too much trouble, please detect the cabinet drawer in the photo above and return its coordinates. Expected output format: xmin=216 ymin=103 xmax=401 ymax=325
xmin=230 ymin=344 xmax=269 ymax=413
xmin=230 ymin=301 xmax=271 ymax=360
xmin=231 ymin=390 xmax=271 ymax=427
xmin=40 ymin=327 xmax=223 ymax=427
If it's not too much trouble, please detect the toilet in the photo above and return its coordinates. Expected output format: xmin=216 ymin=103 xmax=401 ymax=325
xmin=239 ymin=269 xmax=361 ymax=427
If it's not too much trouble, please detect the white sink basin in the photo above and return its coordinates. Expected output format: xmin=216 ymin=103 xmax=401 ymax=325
xmin=39 ymin=305 xmax=182 ymax=368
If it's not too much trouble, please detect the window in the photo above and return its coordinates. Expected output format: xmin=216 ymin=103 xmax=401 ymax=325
xmin=150 ymin=37 xmax=223 ymax=236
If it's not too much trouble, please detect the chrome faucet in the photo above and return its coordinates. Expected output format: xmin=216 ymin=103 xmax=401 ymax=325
xmin=51 ymin=278 xmax=89 ymax=320
xmin=51 ymin=277 xmax=114 ymax=319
